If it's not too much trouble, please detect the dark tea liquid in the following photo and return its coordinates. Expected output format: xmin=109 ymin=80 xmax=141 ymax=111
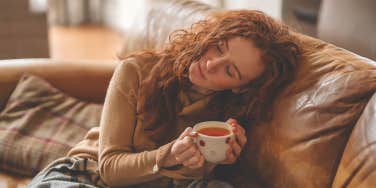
xmin=198 ymin=127 xmax=230 ymax=136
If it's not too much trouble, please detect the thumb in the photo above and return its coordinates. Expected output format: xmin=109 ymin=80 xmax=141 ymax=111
xmin=178 ymin=127 xmax=192 ymax=140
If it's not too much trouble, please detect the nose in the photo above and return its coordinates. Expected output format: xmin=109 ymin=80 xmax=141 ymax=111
xmin=206 ymin=58 xmax=225 ymax=72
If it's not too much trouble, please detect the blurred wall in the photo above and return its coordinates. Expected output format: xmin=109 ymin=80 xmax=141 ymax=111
xmin=318 ymin=0 xmax=375 ymax=60
xmin=47 ymin=0 xmax=282 ymax=33
xmin=0 ymin=0 xmax=49 ymax=59
xmin=225 ymin=0 xmax=282 ymax=19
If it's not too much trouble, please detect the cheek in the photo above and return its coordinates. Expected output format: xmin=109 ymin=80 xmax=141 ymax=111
xmin=188 ymin=63 xmax=194 ymax=74
xmin=208 ymin=77 xmax=237 ymax=90
xmin=188 ymin=65 xmax=196 ymax=82
xmin=188 ymin=63 xmax=198 ymax=76
xmin=188 ymin=63 xmax=204 ymax=84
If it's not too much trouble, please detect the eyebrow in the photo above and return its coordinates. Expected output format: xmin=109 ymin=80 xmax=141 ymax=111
xmin=223 ymin=40 xmax=243 ymax=80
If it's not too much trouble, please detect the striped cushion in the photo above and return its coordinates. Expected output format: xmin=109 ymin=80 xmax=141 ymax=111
xmin=0 ymin=74 xmax=102 ymax=176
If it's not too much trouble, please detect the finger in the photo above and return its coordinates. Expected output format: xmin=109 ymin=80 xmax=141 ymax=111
xmin=185 ymin=147 xmax=202 ymax=165
xmin=236 ymin=131 xmax=247 ymax=148
xmin=189 ymin=131 xmax=198 ymax=138
xmin=171 ymin=135 xmax=194 ymax=155
xmin=228 ymin=121 xmax=240 ymax=135
xmin=178 ymin=127 xmax=193 ymax=140
xmin=230 ymin=124 xmax=247 ymax=149
xmin=237 ymin=125 xmax=246 ymax=135
xmin=228 ymin=148 xmax=237 ymax=163
xmin=227 ymin=118 xmax=246 ymax=133
xmin=230 ymin=139 xmax=242 ymax=156
xmin=231 ymin=124 xmax=238 ymax=135
xmin=221 ymin=147 xmax=236 ymax=164
xmin=187 ymin=155 xmax=205 ymax=169
xmin=182 ymin=151 xmax=202 ymax=167
xmin=226 ymin=118 xmax=237 ymax=124
xmin=231 ymin=125 xmax=241 ymax=148
xmin=185 ymin=151 xmax=204 ymax=168
xmin=175 ymin=144 xmax=198 ymax=163
xmin=229 ymin=121 xmax=245 ymax=135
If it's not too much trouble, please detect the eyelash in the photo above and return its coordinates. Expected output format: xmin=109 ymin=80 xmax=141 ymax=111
xmin=216 ymin=43 xmax=223 ymax=54
xmin=215 ymin=41 xmax=233 ymax=78
xmin=226 ymin=65 xmax=234 ymax=78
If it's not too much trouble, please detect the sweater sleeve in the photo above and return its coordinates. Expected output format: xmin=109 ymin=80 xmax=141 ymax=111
xmin=98 ymin=60 xmax=161 ymax=186
xmin=98 ymin=59 xmax=212 ymax=187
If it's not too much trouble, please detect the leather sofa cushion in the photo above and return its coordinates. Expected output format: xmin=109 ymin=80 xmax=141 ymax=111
xmin=0 ymin=74 xmax=102 ymax=176
xmin=239 ymin=35 xmax=376 ymax=187
xmin=333 ymin=92 xmax=376 ymax=187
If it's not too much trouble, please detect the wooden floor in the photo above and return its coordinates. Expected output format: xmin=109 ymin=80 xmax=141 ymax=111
xmin=49 ymin=25 xmax=125 ymax=61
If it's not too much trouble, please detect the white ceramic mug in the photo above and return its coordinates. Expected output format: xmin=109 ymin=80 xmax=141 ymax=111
xmin=192 ymin=121 xmax=234 ymax=163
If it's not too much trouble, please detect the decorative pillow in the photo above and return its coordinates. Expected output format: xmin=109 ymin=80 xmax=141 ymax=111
xmin=0 ymin=74 xmax=102 ymax=176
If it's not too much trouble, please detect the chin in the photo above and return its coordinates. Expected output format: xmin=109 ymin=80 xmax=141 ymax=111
xmin=189 ymin=76 xmax=200 ymax=87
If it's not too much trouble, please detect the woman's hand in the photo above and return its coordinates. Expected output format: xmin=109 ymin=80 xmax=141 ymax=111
xmin=219 ymin=118 xmax=247 ymax=164
xmin=167 ymin=127 xmax=205 ymax=169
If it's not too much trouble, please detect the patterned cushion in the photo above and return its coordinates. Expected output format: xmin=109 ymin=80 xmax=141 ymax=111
xmin=0 ymin=74 xmax=102 ymax=176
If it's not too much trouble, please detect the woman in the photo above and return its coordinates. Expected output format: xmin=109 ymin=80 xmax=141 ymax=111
xmin=28 ymin=9 xmax=300 ymax=188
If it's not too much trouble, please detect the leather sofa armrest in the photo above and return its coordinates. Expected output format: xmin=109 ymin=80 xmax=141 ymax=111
xmin=0 ymin=59 xmax=117 ymax=111
xmin=332 ymin=92 xmax=376 ymax=187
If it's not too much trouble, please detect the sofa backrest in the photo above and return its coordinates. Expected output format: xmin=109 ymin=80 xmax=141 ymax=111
xmin=246 ymin=33 xmax=376 ymax=187
xmin=0 ymin=59 xmax=117 ymax=111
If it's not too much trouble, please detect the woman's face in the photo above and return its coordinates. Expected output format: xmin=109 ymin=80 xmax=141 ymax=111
xmin=188 ymin=37 xmax=265 ymax=91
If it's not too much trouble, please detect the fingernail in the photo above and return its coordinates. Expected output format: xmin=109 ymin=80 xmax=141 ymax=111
xmin=189 ymin=131 xmax=198 ymax=137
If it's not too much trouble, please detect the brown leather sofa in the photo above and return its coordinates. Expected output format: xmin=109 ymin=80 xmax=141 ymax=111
xmin=0 ymin=1 xmax=375 ymax=187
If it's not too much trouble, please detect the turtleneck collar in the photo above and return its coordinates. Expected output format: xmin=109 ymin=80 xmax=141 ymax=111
xmin=177 ymin=85 xmax=216 ymax=116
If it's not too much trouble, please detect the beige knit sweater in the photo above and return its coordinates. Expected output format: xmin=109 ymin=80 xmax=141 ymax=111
xmin=68 ymin=58 xmax=217 ymax=187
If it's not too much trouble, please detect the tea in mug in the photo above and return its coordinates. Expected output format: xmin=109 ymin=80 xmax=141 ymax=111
xmin=197 ymin=127 xmax=230 ymax=136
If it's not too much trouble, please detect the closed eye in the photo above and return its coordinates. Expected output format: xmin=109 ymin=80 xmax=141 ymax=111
xmin=216 ymin=43 xmax=224 ymax=54
xmin=225 ymin=65 xmax=234 ymax=78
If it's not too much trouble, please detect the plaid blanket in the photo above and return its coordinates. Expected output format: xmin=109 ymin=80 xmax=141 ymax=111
xmin=0 ymin=74 xmax=102 ymax=176
xmin=28 ymin=157 xmax=106 ymax=188
xmin=28 ymin=157 xmax=233 ymax=188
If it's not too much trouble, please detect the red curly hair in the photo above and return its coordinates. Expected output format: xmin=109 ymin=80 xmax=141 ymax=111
xmin=123 ymin=10 xmax=301 ymax=144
